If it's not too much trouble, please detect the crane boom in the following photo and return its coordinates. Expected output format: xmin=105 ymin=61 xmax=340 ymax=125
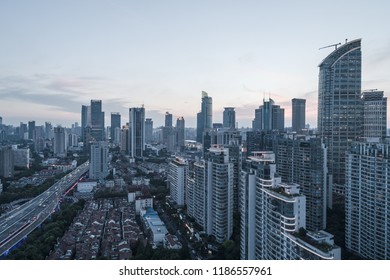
xmin=319 ymin=42 xmax=341 ymax=50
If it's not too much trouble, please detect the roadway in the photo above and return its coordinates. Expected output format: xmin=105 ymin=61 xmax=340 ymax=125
xmin=0 ymin=161 xmax=89 ymax=257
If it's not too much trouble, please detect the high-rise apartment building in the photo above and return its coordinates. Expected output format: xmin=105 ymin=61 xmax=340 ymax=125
xmin=361 ymin=90 xmax=387 ymax=140
xmin=196 ymin=91 xmax=212 ymax=143
xmin=206 ymin=146 xmax=233 ymax=243
xmin=292 ymin=98 xmax=306 ymax=132
xmin=129 ymin=107 xmax=145 ymax=158
xmin=110 ymin=112 xmax=121 ymax=143
xmin=240 ymin=152 xmax=340 ymax=260
xmin=275 ymin=135 xmax=328 ymax=231
xmin=187 ymin=146 xmax=233 ymax=243
xmin=167 ymin=157 xmax=188 ymax=207
xmin=223 ymin=107 xmax=236 ymax=129
xmin=89 ymin=141 xmax=109 ymax=180
xmin=317 ymin=39 xmax=363 ymax=195
xmin=252 ymin=98 xmax=284 ymax=132
xmin=345 ymin=142 xmax=390 ymax=259
xmin=187 ymin=161 xmax=207 ymax=230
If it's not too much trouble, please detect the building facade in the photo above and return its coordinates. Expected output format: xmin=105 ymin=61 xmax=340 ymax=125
xmin=345 ymin=142 xmax=390 ymax=259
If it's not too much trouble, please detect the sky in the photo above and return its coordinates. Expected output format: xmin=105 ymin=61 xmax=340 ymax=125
xmin=1 ymin=0 xmax=390 ymax=128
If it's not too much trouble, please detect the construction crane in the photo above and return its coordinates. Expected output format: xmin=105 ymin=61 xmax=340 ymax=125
xmin=319 ymin=42 xmax=341 ymax=50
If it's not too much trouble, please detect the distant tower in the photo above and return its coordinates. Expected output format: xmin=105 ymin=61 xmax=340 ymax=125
xmin=90 ymin=100 xmax=105 ymax=141
xmin=53 ymin=126 xmax=66 ymax=157
xmin=223 ymin=107 xmax=236 ymax=129
xmin=318 ymin=39 xmax=363 ymax=195
xmin=292 ymin=98 xmax=306 ymax=132
xmin=110 ymin=112 xmax=121 ymax=143
xmin=129 ymin=107 xmax=145 ymax=158
xmin=361 ymin=90 xmax=387 ymax=140
xmin=196 ymin=91 xmax=212 ymax=143
xmin=145 ymin=118 xmax=153 ymax=144
xmin=176 ymin=117 xmax=185 ymax=151
xmin=28 ymin=121 xmax=35 ymax=140
xmin=81 ymin=105 xmax=90 ymax=141
xmin=253 ymin=98 xmax=284 ymax=131
xmin=89 ymin=141 xmax=109 ymax=180
xmin=0 ymin=146 xmax=14 ymax=178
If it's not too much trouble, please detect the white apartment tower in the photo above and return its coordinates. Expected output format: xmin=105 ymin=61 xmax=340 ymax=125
xmin=168 ymin=157 xmax=188 ymax=207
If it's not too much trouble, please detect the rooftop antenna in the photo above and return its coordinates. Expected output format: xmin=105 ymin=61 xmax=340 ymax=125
xmin=319 ymin=42 xmax=341 ymax=50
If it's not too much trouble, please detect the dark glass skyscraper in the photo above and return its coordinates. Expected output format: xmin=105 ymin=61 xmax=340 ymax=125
xmin=90 ymin=100 xmax=105 ymax=141
xmin=292 ymin=98 xmax=306 ymax=132
xmin=110 ymin=112 xmax=121 ymax=143
xmin=129 ymin=107 xmax=145 ymax=158
xmin=145 ymin=118 xmax=153 ymax=144
xmin=317 ymin=39 xmax=363 ymax=195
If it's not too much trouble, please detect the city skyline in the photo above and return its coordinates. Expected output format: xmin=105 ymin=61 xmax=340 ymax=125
xmin=1 ymin=1 xmax=390 ymax=128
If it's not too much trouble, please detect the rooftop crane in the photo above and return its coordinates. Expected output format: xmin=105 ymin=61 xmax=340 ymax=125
xmin=319 ymin=42 xmax=341 ymax=50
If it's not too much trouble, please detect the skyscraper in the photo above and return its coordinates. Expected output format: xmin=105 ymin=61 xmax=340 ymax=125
xmin=53 ymin=126 xmax=66 ymax=157
xmin=110 ymin=112 xmax=121 ymax=143
xmin=223 ymin=107 xmax=236 ymax=129
xmin=345 ymin=142 xmax=390 ymax=259
xmin=90 ymin=100 xmax=105 ymax=141
xmin=129 ymin=107 xmax=145 ymax=158
xmin=165 ymin=112 xmax=173 ymax=128
xmin=361 ymin=90 xmax=387 ymax=140
xmin=252 ymin=98 xmax=284 ymax=132
xmin=89 ymin=141 xmax=109 ymax=180
xmin=0 ymin=146 xmax=14 ymax=178
xmin=28 ymin=121 xmax=35 ymax=140
xmin=81 ymin=105 xmax=90 ymax=141
xmin=145 ymin=118 xmax=153 ymax=144
xmin=176 ymin=117 xmax=185 ymax=151
xmin=196 ymin=91 xmax=212 ymax=143
xmin=317 ymin=39 xmax=363 ymax=195
xmin=292 ymin=98 xmax=306 ymax=132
